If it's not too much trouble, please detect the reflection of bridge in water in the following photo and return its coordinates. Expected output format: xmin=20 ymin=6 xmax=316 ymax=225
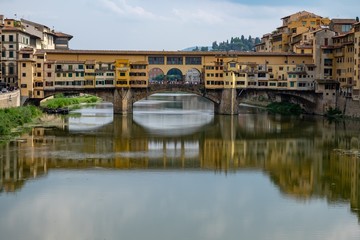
xmin=1 ymin=115 xmax=360 ymax=224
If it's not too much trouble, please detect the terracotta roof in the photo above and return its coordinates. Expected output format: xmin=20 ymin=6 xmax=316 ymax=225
xmin=331 ymin=19 xmax=356 ymax=24
xmin=296 ymin=45 xmax=313 ymax=49
xmin=53 ymin=32 xmax=73 ymax=39
xmin=51 ymin=60 xmax=85 ymax=64
xmin=37 ymin=49 xmax=313 ymax=57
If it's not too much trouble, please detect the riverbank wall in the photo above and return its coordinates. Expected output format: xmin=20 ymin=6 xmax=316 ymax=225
xmin=0 ymin=90 xmax=20 ymax=109
xmin=337 ymin=96 xmax=360 ymax=118
xmin=238 ymin=89 xmax=360 ymax=118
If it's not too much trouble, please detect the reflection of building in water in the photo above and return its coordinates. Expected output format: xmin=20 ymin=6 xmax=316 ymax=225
xmin=203 ymin=138 xmax=317 ymax=198
xmin=325 ymin=151 xmax=360 ymax=221
xmin=1 ymin=120 xmax=360 ymax=223
xmin=0 ymin=141 xmax=25 ymax=192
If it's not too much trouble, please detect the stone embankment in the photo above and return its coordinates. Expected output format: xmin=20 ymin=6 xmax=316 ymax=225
xmin=0 ymin=90 xmax=20 ymax=109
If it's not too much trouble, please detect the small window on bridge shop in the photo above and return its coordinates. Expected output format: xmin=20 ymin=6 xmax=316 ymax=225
xmin=105 ymin=80 xmax=113 ymax=85
xmin=86 ymin=65 xmax=94 ymax=69
xmin=185 ymin=57 xmax=202 ymax=65
xmin=148 ymin=56 xmax=165 ymax=65
xmin=298 ymin=82 xmax=306 ymax=87
xmin=258 ymin=73 xmax=266 ymax=78
xmin=119 ymin=72 xmax=126 ymax=77
xmin=35 ymin=82 xmax=43 ymax=87
xmin=78 ymin=64 xmax=84 ymax=69
xmin=167 ymin=57 xmax=183 ymax=65
xmin=21 ymin=84 xmax=27 ymax=88
xmin=56 ymin=65 xmax=62 ymax=70
xmin=117 ymin=81 xmax=127 ymax=85
xmin=237 ymin=81 xmax=245 ymax=85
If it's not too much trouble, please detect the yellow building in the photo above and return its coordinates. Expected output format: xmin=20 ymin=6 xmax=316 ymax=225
xmin=258 ymin=11 xmax=330 ymax=54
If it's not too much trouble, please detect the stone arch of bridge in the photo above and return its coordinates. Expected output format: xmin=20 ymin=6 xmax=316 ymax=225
xmin=166 ymin=68 xmax=183 ymax=82
xmin=42 ymin=89 xmax=116 ymax=104
xmin=149 ymin=68 xmax=165 ymax=83
xmin=185 ymin=68 xmax=201 ymax=84
xmin=275 ymin=92 xmax=317 ymax=113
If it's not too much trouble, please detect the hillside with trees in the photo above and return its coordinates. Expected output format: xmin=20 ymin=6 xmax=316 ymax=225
xmin=191 ymin=35 xmax=261 ymax=52
xmin=212 ymin=35 xmax=261 ymax=51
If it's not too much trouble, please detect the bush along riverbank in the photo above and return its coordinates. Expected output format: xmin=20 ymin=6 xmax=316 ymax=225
xmin=0 ymin=106 xmax=42 ymax=137
xmin=325 ymin=107 xmax=343 ymax=119
xmin=40 ymin=94 xmax=100 ymax=114
xmin=266 ymin=102 xmax=304 ymax=115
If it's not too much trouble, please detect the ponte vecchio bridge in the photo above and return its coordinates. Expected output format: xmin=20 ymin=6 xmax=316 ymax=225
xmin=18 ymin=49 xmax=333 ymax=115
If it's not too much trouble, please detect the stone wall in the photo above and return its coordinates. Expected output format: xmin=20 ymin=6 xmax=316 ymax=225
xmin=0 ymin=90 xmax=20 ymax=109
xmin=337 ymin=96 xmax=360 ymax=118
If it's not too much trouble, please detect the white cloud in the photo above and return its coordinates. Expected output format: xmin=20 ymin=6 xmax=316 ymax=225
xmin=101 ymin=0 xmax=160 ymax=20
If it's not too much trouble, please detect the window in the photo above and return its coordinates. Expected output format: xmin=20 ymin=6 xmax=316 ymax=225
xmin=9 ymin=44 xmax=13 ymax=49
xmin=47 ymin=72 xmax=52 ymax=77
xmin=9 ymin=51 xmax=14 ymax=58
xmin=324 ymin=59 xmax=333 ymax=66
xmin=37 ymin=72 xmax=41 ymax=77
xmin=68 ymin=65 xmax=73 ymax=70
xmin=342 ymin=25 xmax=352 ymax=32
xmin=21 ymin=84 xmax=27 ymax=88
xmin=185 ymin=57 xmax=202 ymax=65
xmin=9 ymin=64 xmax=14 ymax=75
xmin=9 ymin=35 xmax=14 ymax=42
xmin=69 ymin=73 xmax=72 ymax=77
xmin=22 ymin=63 xmax=26 ymax=67
xmin=22 ymin=73 xmax=26 ymax=77
xmin=78 ymin=64 xmax=84 ymax=69
xmin=120 ymin=72 xmax=126 ymax=77
xmin=37 ymin=63 xmax=41 ymax=68
xmin=47 ymin=64 xmax=51 ymax=69
xmin=167 ymin=56 xmax=183 ymax=65
xmin=229 ymin=62 xmax=236 ymax=68
xmin=148 ymin=56 xmax=165 ymax=65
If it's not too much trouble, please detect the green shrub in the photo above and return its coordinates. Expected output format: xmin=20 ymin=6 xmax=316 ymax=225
xmin=267 ymin=102 xmax=304 ymax=115
xmin=0 ymin=106 xmax=42 ymax=136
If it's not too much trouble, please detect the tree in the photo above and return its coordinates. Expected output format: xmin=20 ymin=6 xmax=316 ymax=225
xmin=212 ymin=41 xmax=218 ymax=50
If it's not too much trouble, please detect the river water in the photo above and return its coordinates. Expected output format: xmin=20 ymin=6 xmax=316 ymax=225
xmin=1 ymin=93 xmax=360 ymax=240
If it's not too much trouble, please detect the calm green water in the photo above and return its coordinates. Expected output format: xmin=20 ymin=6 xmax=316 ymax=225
xmin=1 ymin=93 xmax=360 ymax=240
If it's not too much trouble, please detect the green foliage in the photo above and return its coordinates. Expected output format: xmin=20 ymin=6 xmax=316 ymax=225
xmin=325 ymin=107 xmax=343 ymax=118
xmin=0 ymin=106 xmax=42 ymax=135
xmin=267 ymin=102 xmax=304 ymax=115
xmin=211 ymin=35 xmax=260 ymax=52
xmin=41 ymin=95 xmax=101 ymax=109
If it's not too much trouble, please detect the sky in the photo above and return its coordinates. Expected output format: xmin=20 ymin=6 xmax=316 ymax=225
xmin=0 ymin=0 xmax=359 ymax=51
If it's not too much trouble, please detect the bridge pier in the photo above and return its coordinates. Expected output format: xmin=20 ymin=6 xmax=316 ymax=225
xmin=113 ymin=88 xmax=133 ymax=115
xmin=215 ymin=89 xmax=239 ymax=115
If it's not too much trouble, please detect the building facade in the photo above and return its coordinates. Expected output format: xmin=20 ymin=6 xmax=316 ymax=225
xmin=0 ymin=16 xmax=72 ymax=86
